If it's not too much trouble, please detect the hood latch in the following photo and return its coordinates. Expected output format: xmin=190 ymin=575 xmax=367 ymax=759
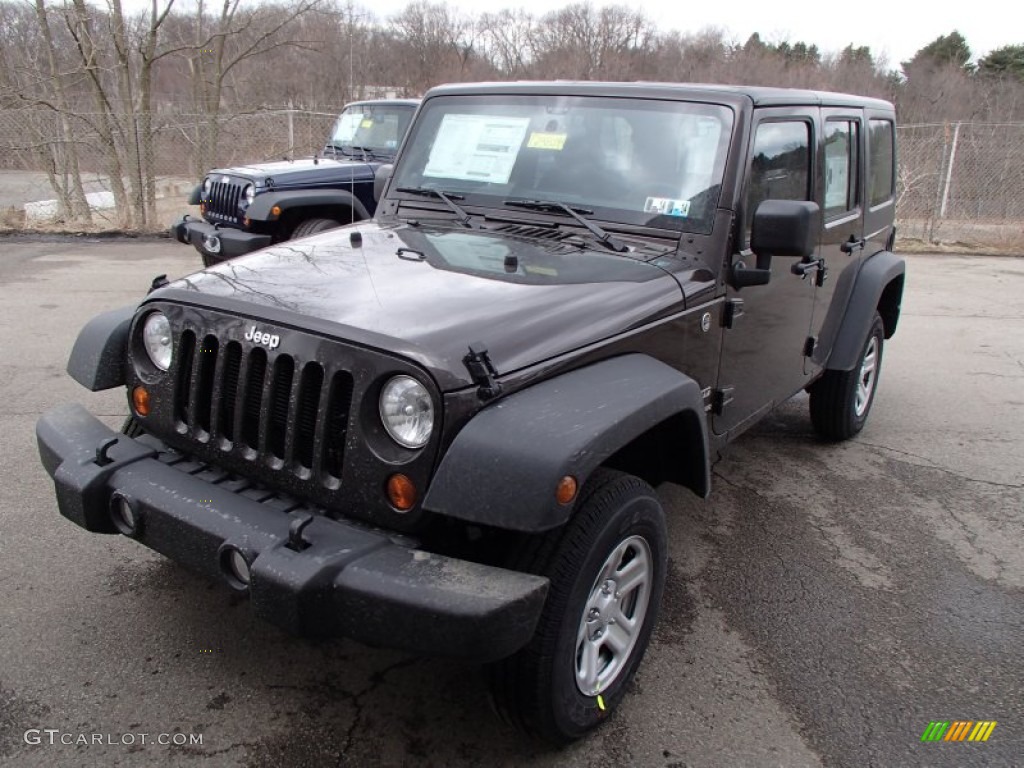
xmin=463 ymin=343 xmax=502 ymax=401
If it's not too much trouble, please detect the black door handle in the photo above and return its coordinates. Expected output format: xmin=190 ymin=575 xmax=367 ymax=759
xmin=840 ymin=236 xmax=866 ymax=254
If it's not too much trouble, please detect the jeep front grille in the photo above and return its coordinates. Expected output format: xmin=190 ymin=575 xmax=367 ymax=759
xmin=173 ymin=330 xmax=353 ymax=484
xmin=205 ymin=180 xmax=244 ymax=223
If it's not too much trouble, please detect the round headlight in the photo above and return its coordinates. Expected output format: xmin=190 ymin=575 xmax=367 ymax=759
xmin=243 ymin=184 xmax=255 ymax=205
xmin=379 ymin=376 xmax=433 ymax=449
xmin=202 ymin=177 xmax=212 ymax=195
xmin=142 ymin=312 xmax=173 ymax=371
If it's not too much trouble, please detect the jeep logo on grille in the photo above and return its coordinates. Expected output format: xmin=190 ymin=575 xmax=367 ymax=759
xmin=244 ymin=325 xmax=280 ymax=349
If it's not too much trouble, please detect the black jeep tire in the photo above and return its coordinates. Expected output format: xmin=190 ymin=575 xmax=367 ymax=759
xmin=809 ymin=311 xmax=885 ymax=441
xmin=291 ymin=218 xmax=342 ymax=239
xmin=487 ymin=469 xmax=667 ymax=744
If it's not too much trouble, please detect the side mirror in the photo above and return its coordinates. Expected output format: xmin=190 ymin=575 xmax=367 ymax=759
xmin=732 ymin=199 xmax=820 ymax=288
xmin=373 ymin=164 xmax=394 ymax=204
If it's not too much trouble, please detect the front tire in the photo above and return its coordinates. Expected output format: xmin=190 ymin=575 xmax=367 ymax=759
xmin=488 ymin=469 xmax=667 ymax=744
xmin=809 ymin=311 xmax=885 ymax=440
xmin=291 ymin=217 xmax=342 ymax=239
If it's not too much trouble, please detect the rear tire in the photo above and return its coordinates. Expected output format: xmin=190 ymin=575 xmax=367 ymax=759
xmin=809 ymin=311 xmax=885 ymax=440
xmin=487 ymin=469 xmax=667 ymax=744
xmin=291 ymin=218 xmax=342 ymax=239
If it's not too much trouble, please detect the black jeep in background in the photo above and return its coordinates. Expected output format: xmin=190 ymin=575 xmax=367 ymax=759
xmin=41 ymin=82 xmax=904 ymax=744
xmin=172 ymin=98 xmax=418 ymax=266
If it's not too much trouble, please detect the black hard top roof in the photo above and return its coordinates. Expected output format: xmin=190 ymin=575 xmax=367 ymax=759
xmin=346 ymin=98 xmax=420 ymax=107
xmin=424 ymin=81 xmax=894 ymax=112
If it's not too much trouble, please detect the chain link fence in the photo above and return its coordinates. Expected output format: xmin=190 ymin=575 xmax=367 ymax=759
xmin=0 ymin=108 xmax=1021 ymax=251
xmin=897 ymin=123 xmax=1024 ymax=250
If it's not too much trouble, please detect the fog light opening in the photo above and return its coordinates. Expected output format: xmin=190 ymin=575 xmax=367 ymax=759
xmin=203 ymin=234 xmax=222 ymax=255
xmin=221 ymin=547 xmax=251 ymax=590
xmin=109 ymin=493 xmax=139 ymax=536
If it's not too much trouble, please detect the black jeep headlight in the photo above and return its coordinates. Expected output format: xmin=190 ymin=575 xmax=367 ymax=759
xmin=202 ymin=177 xmax=212 ymax=196
xmin=243 ymin=184 xmax=255 ymax=205
xmin=379 ymin=375 xmax=433 ymax=449
xmin=142 ymin=312 xmax=172 ymax=371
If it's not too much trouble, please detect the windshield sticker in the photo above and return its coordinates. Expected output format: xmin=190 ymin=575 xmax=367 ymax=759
xmin=360 ymin=119 xmax=374 ymax=129
xmin=332 ymin=112 xmax=364 ymax=142
xmin=527 ymin=132 xmax=567 ymax=150
xmin=644 ymin=197 xmax=691 ymax=217
xmin=424 ymin=114 xmax=531 ymax=184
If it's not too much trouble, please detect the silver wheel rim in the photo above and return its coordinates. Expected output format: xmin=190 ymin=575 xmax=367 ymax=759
xmin=855 ymin=336 xmax=879 ymax=417
xmin=574 ymin=535 xmax=653 ymax=696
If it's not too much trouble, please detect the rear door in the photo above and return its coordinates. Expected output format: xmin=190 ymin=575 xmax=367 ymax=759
xmin=807 ymin=108 xmax=866 ymax=375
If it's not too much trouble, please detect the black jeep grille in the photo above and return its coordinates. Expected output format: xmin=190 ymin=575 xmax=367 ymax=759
xmin=173 ymin=330 xmax=353 ymax=483
xmin=205 ymin=180 xmax=244 ymax=223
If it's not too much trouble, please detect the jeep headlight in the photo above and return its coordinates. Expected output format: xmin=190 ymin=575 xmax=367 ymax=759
xmin=202 ymin=177 xmax=212 ymax=195
xmin=243 ymin=184 xmax=255 ymax=205
xmin=142 ymin=312 xmax=172 ymax=371
xmin=379 ymin=375 xmax=433 ymax=449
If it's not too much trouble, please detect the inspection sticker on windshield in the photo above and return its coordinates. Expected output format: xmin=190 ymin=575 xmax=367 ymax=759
xmin=425 ymin=114 xmax=530 ymax=184
xmin=644 ymin=196 xmax=691 ymax=217
xmin=527 ymin=132 xmax=567 ymax=150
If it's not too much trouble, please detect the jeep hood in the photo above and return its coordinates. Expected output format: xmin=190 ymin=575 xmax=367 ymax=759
xmin=151 ymin=221 xmax=687 ymax=391
xmin=211 ymin=156 xmax=376 ymax=187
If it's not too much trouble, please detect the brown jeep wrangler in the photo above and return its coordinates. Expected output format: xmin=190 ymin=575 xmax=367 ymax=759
xmin=39 ymin=81 xmax=903 ymax=743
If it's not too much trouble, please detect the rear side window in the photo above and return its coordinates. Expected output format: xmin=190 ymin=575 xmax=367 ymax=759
xmin=824 ymin=120 xmax=859 ymax=218
xmin=869 ymin=119 xmax=895 ymax=207
xmin=745 ymin=120 xmax=812 ymax=244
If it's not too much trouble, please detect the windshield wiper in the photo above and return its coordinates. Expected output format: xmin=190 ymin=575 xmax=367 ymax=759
xmin=396 ymin=186 xmax=474 ymax=228
xmin=503 ymin=199 xmax=628 ymax=252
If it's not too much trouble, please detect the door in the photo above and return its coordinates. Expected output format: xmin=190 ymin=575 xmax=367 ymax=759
xmin=807 ymin=109 xmax=866 ymax=375
xmin=714 ymin=111 xmax=818 ymax=437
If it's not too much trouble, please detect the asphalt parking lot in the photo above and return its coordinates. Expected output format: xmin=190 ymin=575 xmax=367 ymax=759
xmin=0 ymin=238 xmax=1021 ymax=768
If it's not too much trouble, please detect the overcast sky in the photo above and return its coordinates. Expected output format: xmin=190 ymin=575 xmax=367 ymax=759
xmin=361 ymin=0 xmax=1018 ymax=70
xmin=127 ymin=0 xmax=1019 ymax=71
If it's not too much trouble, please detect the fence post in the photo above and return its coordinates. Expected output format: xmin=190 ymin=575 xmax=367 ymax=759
xmin=287 ymin=101 xmax=294 ymax=157
xmin=939 ymin=121 xmax=962 ymax=220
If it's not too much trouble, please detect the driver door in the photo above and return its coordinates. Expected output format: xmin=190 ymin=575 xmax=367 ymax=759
xmin=714 ymin=110 xmax=819 ymax=438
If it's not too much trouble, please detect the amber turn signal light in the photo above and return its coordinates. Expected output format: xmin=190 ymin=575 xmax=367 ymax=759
xmin=387 ymin=474 xmax=417 ymax=511
xmin=556 ymin=475 xmax=578 ymax=505
xmin=270 ymin=205 xmax=282 ymax=217
xmin=132 ymin=386 xmax=150 ymax=417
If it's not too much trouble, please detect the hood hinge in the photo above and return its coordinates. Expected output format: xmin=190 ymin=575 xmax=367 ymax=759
xmin=463 ymin=343 xmax=502 ymax=401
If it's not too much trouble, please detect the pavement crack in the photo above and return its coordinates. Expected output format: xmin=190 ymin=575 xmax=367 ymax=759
xmin=857 ymin=441 xmax=1024 ymax=489
xmin=339 ymin=656 xmax=420 ymax=763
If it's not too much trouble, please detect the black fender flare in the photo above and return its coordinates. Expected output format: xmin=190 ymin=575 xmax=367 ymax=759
xmin=187 ymin=184 xmax=202 ymax=205
xmin=66 ymin=305 xmax=135 ymax=391
xmin=423 ymin=354 xmax=709 ymax=532
xmin=245 ymin=189 xmax=371 ymax=222
xmin=825 ymin=250 xmax=905 ymax=371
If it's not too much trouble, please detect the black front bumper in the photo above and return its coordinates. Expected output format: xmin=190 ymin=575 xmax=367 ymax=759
xmin=171 ymin=215 xmax=272 ymax=264
xmin=36 ymin=404 xmax=548 ymax=662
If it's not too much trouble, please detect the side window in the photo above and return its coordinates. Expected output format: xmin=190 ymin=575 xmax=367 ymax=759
xmin=869 ymin=119 xmax=895 ymax=207
xmin=824 ymin=120 xmax=859 ymax=218
xmin=745 ymin=120 xmax=811 ymax=244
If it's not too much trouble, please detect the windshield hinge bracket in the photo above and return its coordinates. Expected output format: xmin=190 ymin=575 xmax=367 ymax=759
xmin=463 ymin=343 xmax=502 ymax=401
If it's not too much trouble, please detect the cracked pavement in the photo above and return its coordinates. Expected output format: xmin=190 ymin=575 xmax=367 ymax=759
xmin=0 ymin=241 xmax=1021 ymax=767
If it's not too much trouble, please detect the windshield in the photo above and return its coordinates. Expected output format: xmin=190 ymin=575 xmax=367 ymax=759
xmin=391 ymin=94 xmax=734 ymax=235
xmin=328 ymin=103 xmax=415 ymax=154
